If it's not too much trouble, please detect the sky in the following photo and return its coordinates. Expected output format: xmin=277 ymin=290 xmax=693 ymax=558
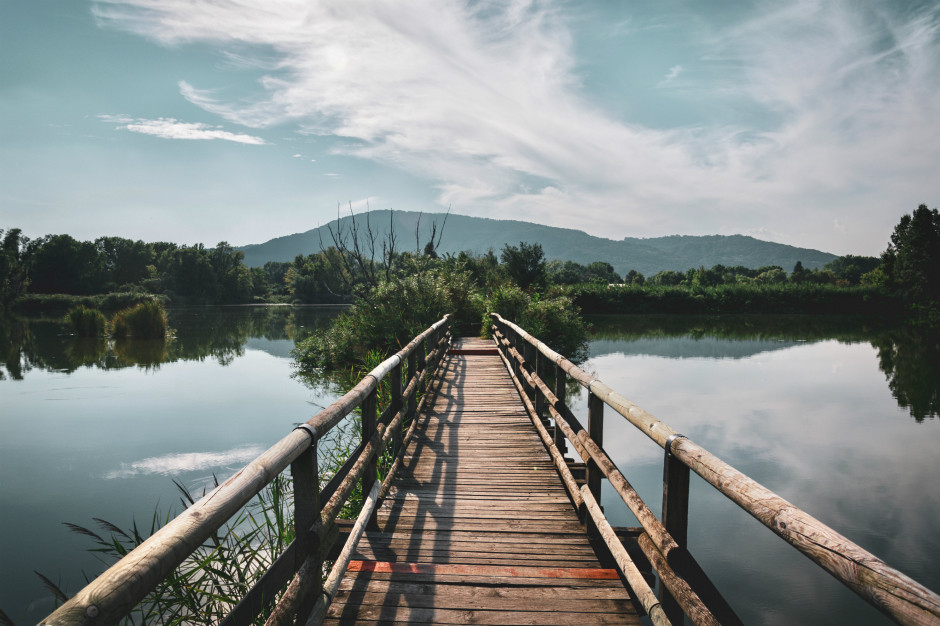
xmin=2 ymin=0 xmax=938 ymax=256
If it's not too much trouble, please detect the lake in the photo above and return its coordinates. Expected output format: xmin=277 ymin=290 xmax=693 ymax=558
xmin=570 ymin=315 xmax=940 ymax=625
xmin=0 ymin=306 xmax=344 ymax=624
xmin=1 ymin=309 xmax=938 ymax=624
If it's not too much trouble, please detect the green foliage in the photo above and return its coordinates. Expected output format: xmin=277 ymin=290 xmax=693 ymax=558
xmin=500 ymin=241 xmax=547 ymax=290
xmin=110 ymin=300 xmax=170 ymax=339
xmin=285 ymin=248 xmax=356 ymax=303
xmin=11 ymin=291 xmax=164 ymax=315
xmin=67 ymin=306 xmax=107 ymax=337
xmin=0 ymin=228 xmax=30 ymax=309
xmin=9 ymin=231 xmax=273 ymax=307
xmin=882 ymin=204 xmax=940 ymax=307
xmin=624 ymin=269 xmax=645 ymax=286
xmin=294 ymin=266 xmax=483 ymax=370
xmin=27 ymin=234 xmax=107 ymax=295
xmin=547 ymin=259 xmax=621 ymax=285
xmin=483 ymin=283 xmax=589 ymax=361
xmin=823 ymin=255 xmax=881 ymax=286
xmin=569 ymin=282 xmax=899 ymax=315
xmin=647 ymin=270 xmax=685 ymax=286
xmin=45 ymin=476 xmax=298 ymax=624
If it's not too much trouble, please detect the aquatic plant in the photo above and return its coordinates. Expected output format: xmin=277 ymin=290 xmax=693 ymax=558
xmin=66 ymin=306 xmax=107 ymax=337
xmin=110 ymin=300 xmax=169 ymax=339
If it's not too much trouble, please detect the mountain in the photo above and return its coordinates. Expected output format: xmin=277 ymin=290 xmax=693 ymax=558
xmin=237 ymin=210 xmax=836 ymax=277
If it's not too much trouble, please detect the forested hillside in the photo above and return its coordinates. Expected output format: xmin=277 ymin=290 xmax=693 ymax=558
xmin=237 ymin=210 xmax=836 ymax=276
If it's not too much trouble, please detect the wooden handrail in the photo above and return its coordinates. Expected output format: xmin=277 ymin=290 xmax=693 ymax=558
xmin=490 ymin=312 xmax=940 ymax=626
xmin=41 ymin=315 xmax=451 ymax=626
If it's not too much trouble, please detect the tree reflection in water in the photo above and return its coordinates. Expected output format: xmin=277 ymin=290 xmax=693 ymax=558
xmin=2 ymin=309 xmax=937 ymax=420
xmin=873 ymin=326 xmax=940 ymax=421
xmin=586 ymin=314 xmax=939 ymax=421
xmin=0 ymin=306 xmax=341 ymax=379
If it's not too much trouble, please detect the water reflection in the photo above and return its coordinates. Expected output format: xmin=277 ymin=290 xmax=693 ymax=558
xmin=873 ymin=326 xmax=940 ymax=422
xmin=586 ymin=314 xmax=939 ymax=420
xmin=0 ymin=305 xmax=342 ymax=379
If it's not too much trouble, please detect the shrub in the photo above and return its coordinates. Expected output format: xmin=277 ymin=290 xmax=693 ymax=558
xmin=110 ymin=300 xmax=169 ymax=339
xmin=294 ymin=266 xmax=483 ymax=370
xmin=66 ymin=306 xmax=107 ymax=337
xmin=483 ymin=283 xmax=589 ymax=361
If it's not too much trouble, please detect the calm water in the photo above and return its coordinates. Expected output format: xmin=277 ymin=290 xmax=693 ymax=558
xmin=571 ymin=315 xmax=940 ymax=625
xmin=0 ymin=306 xmax=343 ymax=624
xmin=1 ymin=311 xmax=938 ymax=624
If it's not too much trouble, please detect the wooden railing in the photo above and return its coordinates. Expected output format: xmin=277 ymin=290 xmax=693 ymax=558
xmin=41 ymin=316 xmax=452 ymax=626
xmin=489 ymin=312 xmax=940 ymax=626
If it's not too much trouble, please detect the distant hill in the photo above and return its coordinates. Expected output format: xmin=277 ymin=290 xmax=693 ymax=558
xmin=237 ymin=210 xmax=836 ymax=277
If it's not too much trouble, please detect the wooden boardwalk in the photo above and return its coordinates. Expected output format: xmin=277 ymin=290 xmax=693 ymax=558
xmin=325 ymin=338 xmax=640 ymax=625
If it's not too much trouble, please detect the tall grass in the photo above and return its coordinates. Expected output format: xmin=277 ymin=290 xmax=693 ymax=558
xmin=66 ymin=306 xmax=107 ymax=337
xmin=110 ymin=300 xmax=170 ymax=339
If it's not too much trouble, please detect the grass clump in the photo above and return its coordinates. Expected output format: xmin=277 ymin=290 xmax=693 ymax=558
xmin=110 ymin=300 xmax=169 ymax=339
xmin=66 ymin=306 xmax=107 ymax=337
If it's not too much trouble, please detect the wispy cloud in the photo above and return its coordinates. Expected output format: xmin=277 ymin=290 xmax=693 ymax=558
xmin=92 ymin=0 xmax=940 ymax=252
xmin=104 ymin=445 xmax=264 ymax=479
xmin=99 ymin=114 xmax=267 ymax=144
xmin=658 ymin=64 xmax=683 ymax=86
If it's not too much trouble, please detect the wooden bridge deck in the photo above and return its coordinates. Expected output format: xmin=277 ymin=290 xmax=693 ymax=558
xmin=324 ymin=338 xmax=640 ymax=625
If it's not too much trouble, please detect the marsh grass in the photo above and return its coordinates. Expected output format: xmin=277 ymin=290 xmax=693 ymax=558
xmin=66 ymin=306 xmax=107 ymax=337
xmin=110 ymin=301 xmax=170 ymax=339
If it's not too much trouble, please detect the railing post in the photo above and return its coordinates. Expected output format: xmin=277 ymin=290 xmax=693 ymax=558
xmin=553 ymin=363 xmax=567 ymax=455
xmin=407 ymin=350 xmax=417 ymax=423
xmin=587 ymin=390 xmax=604 ymax=536
xmin=523 ymin=341 xmax=536 ymax=402
xmin=291 ymin=428 xmax=320 ymax=623
xmin=660 ymin=434 xmax=691 ymax=623
xmin=390 ymin=359 xmax=403 ymax=460
xmin=534 ymin=350 xmax=545 ymax=419
xmin=361 ymin=387 xmax=379 ymax=531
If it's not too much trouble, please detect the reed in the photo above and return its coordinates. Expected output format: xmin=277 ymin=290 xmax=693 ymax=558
xmin=110 ymin=300 xmax=170 ymax=339
xmin=36 ymin=421 xmax=365 ymax=624
xmin=65 ymin=306 xmax=107 ymax=337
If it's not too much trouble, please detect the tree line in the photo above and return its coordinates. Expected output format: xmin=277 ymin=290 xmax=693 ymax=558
xmin=2 ymin=203 xmax=937 ymax=313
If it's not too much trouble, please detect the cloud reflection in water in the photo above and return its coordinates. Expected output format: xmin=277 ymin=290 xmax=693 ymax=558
xmin=105 ymin=445 xmax=264 ymax=479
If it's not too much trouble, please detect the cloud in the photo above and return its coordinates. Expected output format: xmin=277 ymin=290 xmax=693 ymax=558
xmin=104 ymin=445 xmax=264 ymax=478
xmin=658 ymin=64 xmax=683 ymax=86
xmin=92 ymin=0 xmax=940 ymax=252
xmin=99 ymin=114 xmax=267 ymax=144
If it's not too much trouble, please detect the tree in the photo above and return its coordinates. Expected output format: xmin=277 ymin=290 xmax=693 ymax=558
xmin=500 ymin=242 xmax=546 ymax=290
xmin=586 ymin=261 xmax=619 ymax=284
xmin=27 ymin=234 xmax=106 ymax=294
xmin=647 ymin=270 xmax=684 ymax=286
xmin=790 ymin=261 xmax=809 ymax=284
xmin=95 ymin=236 xmax=154 ymax=288
xmin=823 ymin=255 xmax=881 ymax=286
xmin=624 ymin=269 xmax=645 ymax=286
xmin=882 ymin=204 xmax=940 ymax=306
xmin=1 ymin=228 xmax=30 ymax=307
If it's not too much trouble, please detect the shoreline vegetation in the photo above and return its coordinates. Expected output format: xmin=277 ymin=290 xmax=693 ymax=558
xmin=3 ymin=204 xmax=937 ymax=328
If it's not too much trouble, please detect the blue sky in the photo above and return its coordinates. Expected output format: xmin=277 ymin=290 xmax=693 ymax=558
xmin=2 ymin=0 xmax=938 ymax=255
